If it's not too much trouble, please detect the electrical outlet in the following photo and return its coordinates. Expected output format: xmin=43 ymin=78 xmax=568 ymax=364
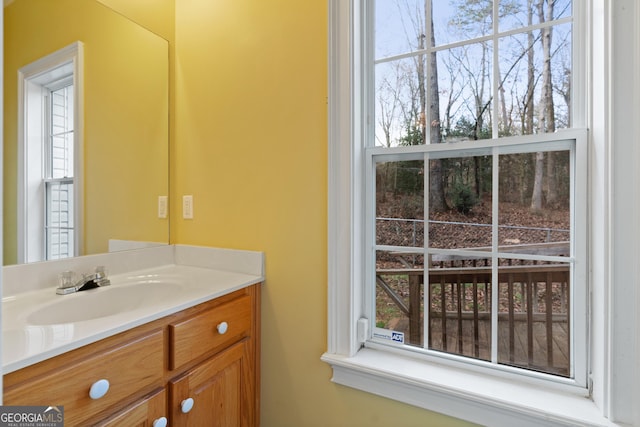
xmin=183 ymin=195 xmax=194 ymax=219
xmin=158 ymin=196 xmax=168 ymax=219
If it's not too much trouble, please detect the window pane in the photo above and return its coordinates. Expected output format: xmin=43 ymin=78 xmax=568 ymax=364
xmin=375 ymin=0 xmax=426 ymax=59
xmin=433 ymin=0 xmax=493 ymax=45
xmin=497 ymin=261 xmax=570 ymax=377
xmin=499 ymin=0 xmax=572 ymax=32
xmin=48 ymin=227 xmax=74 ymax=260
xmin=498 ymin=23 xmax=572 ymax=136
xmin=51 ymin=85 xmax=74 ymax=130
xmin=50 ymin=132 xmax=74 ymax=178
xmin=375 ymin=58 xmax=428 ymax=147
xmin=46 ymin=181 xmax=74 ymax=259
xmin=498 ymin=151 xmax=570 ymax=256
xmin=428 ymin=258 xmax=492 ymax=361
xmin=376 ymin=160 xmax=425 ymax=246
xmin=375 ymin=250 xmax=425 ymax=348
xmin=49 ymin=84 xmax=74 ymax=178
xmin=429 ymin=155 xmax=493 ymax=249
xmin=436 ymin=42 xmax=494 ymax=142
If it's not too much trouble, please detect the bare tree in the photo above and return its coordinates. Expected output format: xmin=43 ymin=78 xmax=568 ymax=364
xmin=440 ymin=52 xmax=465 ymax=137
xmin=396 ymin=0 xmax=446 ymax=211
xmin=376 ymin=66 xmax=403 ymax=202
xmin=427 ymin=2 xmax=447 ymax=211
xmin=525 ymin=0 xmax=536 ymax=135
xmin=531 ymin=0 xmax=556 ymax=212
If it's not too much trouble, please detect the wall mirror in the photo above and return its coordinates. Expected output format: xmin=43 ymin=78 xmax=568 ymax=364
xmin=3 ymin=0 xmax=170 ymax=265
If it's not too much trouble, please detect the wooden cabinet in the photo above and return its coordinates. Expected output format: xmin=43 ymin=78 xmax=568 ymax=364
xmin=3 ymin=285 xmax=260 ymax=427
xmin=170 ymin=341 xmax=254 ymax=427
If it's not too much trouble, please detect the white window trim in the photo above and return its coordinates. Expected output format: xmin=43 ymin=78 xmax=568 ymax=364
xmin=322 ymin=1 xmax=640 ymax=426
xmin=17 ymin=42 xmax=84 ymax=263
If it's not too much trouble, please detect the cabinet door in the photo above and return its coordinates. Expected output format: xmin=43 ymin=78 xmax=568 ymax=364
xmin=95 ymin=388 xmax=167 ymax=427
xmin=170 ymin=341 xmax=255 ymax=427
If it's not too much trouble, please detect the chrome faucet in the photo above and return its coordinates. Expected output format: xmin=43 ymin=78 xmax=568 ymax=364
xmin=56 ymin=266 xmax=111 ymax=295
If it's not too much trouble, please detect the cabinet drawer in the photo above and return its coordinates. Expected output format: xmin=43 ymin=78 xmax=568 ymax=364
xmin=4 ymin=330 xmax=164 ymax=427
xmin=170 ymin=294 xmax=252 ymax=370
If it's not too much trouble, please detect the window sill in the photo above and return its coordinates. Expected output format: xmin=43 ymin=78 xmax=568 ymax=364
xmin=321 ymin=348 xmax=616 ymax=427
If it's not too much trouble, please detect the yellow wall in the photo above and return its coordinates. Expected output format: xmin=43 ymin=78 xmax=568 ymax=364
xmin=174 ymin=1 xmax=474 ymax=425
xmin=3 ymin=0 xmax=169 ymax=264
xmin=96 ymin=0 xmax=174 ymax=42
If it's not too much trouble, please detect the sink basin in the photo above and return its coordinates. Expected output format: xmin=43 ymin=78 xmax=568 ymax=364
xmin=26 ymin=280 xmax=181 ymax=325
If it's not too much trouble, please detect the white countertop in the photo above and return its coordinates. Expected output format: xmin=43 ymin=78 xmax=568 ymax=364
xmin=2 ymin=245 xmax=264 ymax=374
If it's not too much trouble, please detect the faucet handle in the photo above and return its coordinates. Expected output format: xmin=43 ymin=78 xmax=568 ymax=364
xmin=94 ymin=266 xmax=111 ymax=287
xmin=95 ymin=266 xmax=108 ymax=279
xmin=56 ymin=271 xmax=79 ymax=294
xmin=58 ymin=271 xmax=77 ymax=288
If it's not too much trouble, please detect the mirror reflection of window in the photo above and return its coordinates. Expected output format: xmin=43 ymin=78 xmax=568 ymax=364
xmin=18 ymin=42 xmax=83 ymax=263
xmin=45 ymin=82 xmax=75 ymax=260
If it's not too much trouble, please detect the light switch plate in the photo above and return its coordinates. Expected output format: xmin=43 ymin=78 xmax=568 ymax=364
xmin=158 ymin=196 xmax=168 ymax=219
xmin=183 ymin=195 xmax=194 ymax=219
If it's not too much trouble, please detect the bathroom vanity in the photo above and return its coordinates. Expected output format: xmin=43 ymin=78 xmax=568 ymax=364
xmin=2 ymin=245 xmax=263 ymax=426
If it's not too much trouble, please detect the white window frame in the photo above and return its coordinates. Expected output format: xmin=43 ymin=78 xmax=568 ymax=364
xmin=322 ymin=1 xmax=640 ymax=425
xmin=17 ymin=42 xmax=84 ymax=263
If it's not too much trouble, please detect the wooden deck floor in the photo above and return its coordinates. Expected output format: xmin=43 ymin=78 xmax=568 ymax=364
xmin=389 ymin=317 xmax=570 ymax=376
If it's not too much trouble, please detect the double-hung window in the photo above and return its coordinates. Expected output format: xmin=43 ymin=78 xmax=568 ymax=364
xmin=367 ymin=0 xmax=586 ymax=381
xmin=18 ymin=42 xmax=83 ymax=263
xmin=321 ymin=1 xmax=625 ymax=425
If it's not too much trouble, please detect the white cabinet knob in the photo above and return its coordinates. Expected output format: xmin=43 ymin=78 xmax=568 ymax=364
xmin=89 ymin=379 xmax=110 ymax=399
xmin=181 ymin=397 xmax=194 ymax=413
xmin=217 ymin=321 xmax=228 ymax=334
xmin=153 ymin=416 xmax=168 ymax=427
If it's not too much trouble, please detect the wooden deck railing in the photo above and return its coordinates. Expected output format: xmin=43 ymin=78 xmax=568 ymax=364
xmin=376 ymin=264 xmax=570 ymax=376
